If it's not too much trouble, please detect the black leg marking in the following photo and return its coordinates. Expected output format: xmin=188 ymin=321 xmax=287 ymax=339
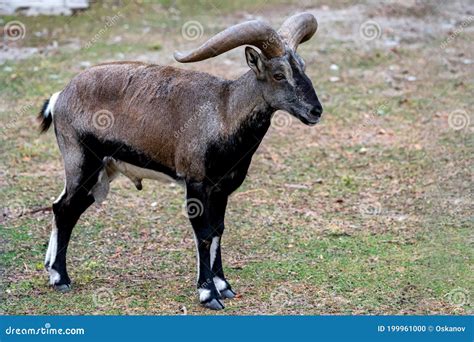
xmin=186 ymin=182 xmax=236 ymax=309
xmin=186 ymin=182 xmax=226 ymax=310
xmin=45 ymin=147 xmax=102 ymax=291
xmin=49 ymin=189 xmax=95 ymax=290
xmin=208 ymin=193 xmax=236 ymax=300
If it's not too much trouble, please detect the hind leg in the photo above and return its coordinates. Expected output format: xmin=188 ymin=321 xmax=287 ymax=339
xmin=45 ymin=188 xmax=94 ymax=290
xmin=44 ymin=148 xmax=103 ymax=291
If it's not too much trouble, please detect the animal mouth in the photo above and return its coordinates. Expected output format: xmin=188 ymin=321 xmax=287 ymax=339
xmin=299 ymin=115 xmax=320 ymax=126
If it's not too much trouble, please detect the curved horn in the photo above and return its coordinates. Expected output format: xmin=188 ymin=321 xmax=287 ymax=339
xmin=278 ymin=13 xmax=318 ymax=51
xmin=174 ymin=20 xmax=285 ymax=63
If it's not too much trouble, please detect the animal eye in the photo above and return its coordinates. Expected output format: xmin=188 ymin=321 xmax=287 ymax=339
xmin=273 ymin=73 xmax=286 ymax=81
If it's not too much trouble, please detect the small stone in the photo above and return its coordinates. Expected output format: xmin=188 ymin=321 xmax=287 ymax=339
xmin=329 ymin=76 xmax=340 ymax=82
xmin=396 ymin=215 xmax=408 ymax=222
xmin=384 ymin=39 xmax=399 ymax=47
xmin=330 ymin=64 xmax=339 ymax=71
xmin=151 ymin=202 xmax=158 ymax=207
xmin=79 ymin=61 xmax=91 ymax=68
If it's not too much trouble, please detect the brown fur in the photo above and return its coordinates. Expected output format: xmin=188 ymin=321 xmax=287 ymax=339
xmin=53 ymin=62 xmax=265 ymax=181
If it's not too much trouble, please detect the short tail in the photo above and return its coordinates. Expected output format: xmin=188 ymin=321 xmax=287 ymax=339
xmin=38 ymin=99 xmax=52 ymax=133
xmin=37 ymin=92 xmax=61 ymax=133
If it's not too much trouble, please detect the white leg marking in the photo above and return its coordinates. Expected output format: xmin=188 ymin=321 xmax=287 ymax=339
xmin=209 ymin=236 xmax=220 ymax=269
xmin=47 ymin=91 xmax=61 ymax=117
xmin=198 ymin=288 xmax=211 ymax=302
xmin=53 ymin=186 xmax=66 ymax=205
xmin=192 ymin=231 xmax=200 ymax=282
xmin=44 ymin=218 xmax=58 ymax=269
xmin=213 ymin=276 xmax=227 ymax=292
xmin=46 ymin=186 xmax=65 ymax=284
xmin=49 ymin=268 xmax=61 ymax=285
xmin=46 ymin=186 xmax=66 ymax=269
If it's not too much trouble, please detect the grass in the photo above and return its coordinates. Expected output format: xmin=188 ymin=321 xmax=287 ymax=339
xmin=0 ymin=0 xmax=472 ymax=315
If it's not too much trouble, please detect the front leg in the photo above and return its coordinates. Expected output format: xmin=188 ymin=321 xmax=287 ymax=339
xmin=208 ymin=194 xmax=236 ymax=299
xmin=186 ymin=182 xmax=225 ymax=310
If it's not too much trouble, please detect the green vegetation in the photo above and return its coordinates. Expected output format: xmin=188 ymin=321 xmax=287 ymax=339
xmin=1 ymin=0 xmax=472 ymax=315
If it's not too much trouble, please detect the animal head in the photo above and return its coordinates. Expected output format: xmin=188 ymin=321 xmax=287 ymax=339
xmin=174 ymin=13 xmax=323 ymax=126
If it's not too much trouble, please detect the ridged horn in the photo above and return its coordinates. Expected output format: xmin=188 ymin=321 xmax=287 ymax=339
xmin=174 ymin=20 xmax=285 ymax=63
xmin=278 ymin=13 xmax=318 ymax=51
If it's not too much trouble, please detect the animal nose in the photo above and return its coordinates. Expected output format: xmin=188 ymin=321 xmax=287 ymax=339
xmin=310 ymin=105 xmax=323 ymax=118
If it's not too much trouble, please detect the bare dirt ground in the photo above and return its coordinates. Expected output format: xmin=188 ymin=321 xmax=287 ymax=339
xmin=0 ymin=0 xmax=472 ymax=315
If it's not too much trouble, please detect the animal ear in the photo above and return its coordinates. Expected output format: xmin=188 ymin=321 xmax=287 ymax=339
xmin=245 ymin=47 xmax=265 ymax=80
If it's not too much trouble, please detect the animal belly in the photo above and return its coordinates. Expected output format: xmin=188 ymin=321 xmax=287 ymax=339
xmin=111 ymin=159 xmax=179 ymax=185
xmin=90 ymin=158 xmax=182 ymax=204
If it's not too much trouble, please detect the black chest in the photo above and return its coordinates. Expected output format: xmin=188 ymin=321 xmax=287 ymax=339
xmin=204 ymin=112 xmax=272 ymax=194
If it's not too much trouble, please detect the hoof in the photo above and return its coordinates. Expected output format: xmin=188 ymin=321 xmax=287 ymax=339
xmin=203 ymin=298 xmax=225 ymax=310
xmin=134 ymin=179 xmax=143 ymax=190
xmin=54 ymin=283 xmax=72 ymax=293
xmin=219 ymin=288 xmax=236 ymax=299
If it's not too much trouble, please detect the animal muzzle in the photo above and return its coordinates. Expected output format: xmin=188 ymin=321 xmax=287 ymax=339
xmin=301 ymin=104 xmax=323 ymax=126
